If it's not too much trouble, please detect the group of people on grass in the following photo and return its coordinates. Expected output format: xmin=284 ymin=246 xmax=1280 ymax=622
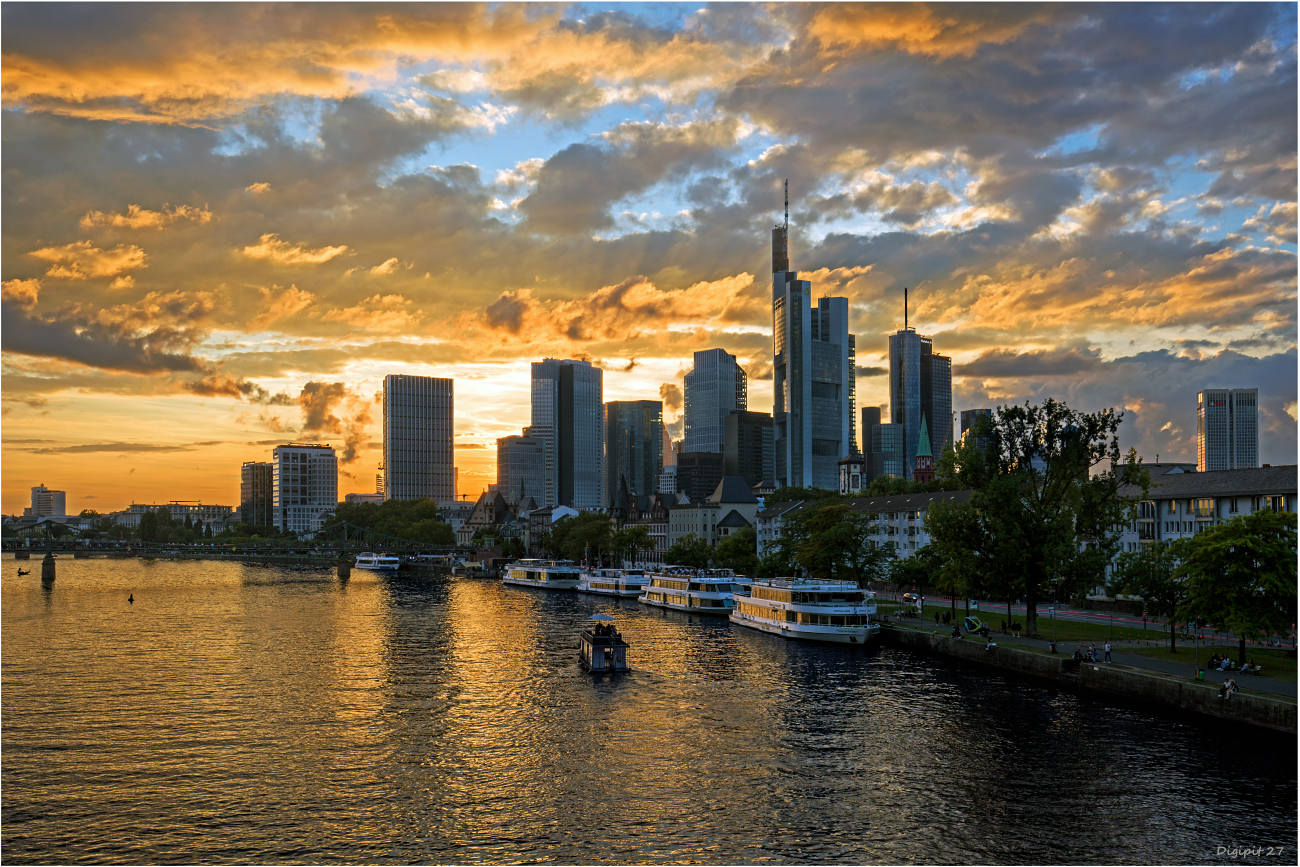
xmin=1209 ymin=653 xmax=1258 ymax=674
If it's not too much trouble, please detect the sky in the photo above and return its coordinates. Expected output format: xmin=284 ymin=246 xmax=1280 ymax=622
xmin=2 ymin=2 xmax=1296 ymax=515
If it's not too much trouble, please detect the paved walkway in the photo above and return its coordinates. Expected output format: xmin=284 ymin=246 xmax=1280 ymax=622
xmin=889 ymin=617 xmax=1297 ymax=700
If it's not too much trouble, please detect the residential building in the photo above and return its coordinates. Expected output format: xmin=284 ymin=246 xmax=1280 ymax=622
xmin=755 ymin=489 xmax=974 ymax=559
xmin=240 ymin=461 xmax=274 ymax=527
xmin=383 ymin=374 xmax=455 ymax=502
xmin=605 ymin=400 xmax=664 ymax=505
xmin=723 ymin=410 xmax=774 ymax=489
xmin=1197 ymin=388 xmax=1259 ymax=471
xmin=532 ymin=358 xmax=604 ymax=510
xmin=667 ymin=476 xmax=761 ymax=549
xmin=497 ymin=429 xmax=546 ymax=508
xmin=28 ymin=485 xmax=66 ymax=518
xmin=772 ymin=214 xmax=855 ymax=490
xmin=439 ymin=500 xmax=474 ymax=537
xmin=658 ymin=464 xmax=678 ymax=496
xmin=525 ymin=504 xmax=580 ymax=556
xmin=888 ymin=308 xmax=952 ymax=479
xmin=272 ymin=443 xmax=338 ymax=534
xmin=683 ymin=348 xmax=747 ymax=453
xmin=676 ymin=451 xmax=724 ymax=503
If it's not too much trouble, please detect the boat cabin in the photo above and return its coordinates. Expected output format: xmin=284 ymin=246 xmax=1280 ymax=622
xmin=580 ymin=623 xmax=629 ymax=672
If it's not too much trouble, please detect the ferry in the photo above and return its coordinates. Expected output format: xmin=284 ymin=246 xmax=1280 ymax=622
xmin=354 ymin=552 xmax=402 ymax=571
xmin=502 ymin=559 xmax=581 ymax=590
xmin=576 ymin=567 xmax=646 ymax=598
xmin=731 ymin=577 xmax=879 ymax=644
xmin=579 ymin=615 xmax=629 ymax=672
xmin=638 ymin=567 xmax=745 ymax=615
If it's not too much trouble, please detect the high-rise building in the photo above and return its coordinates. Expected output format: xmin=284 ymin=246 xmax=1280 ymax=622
xmin=240 ymin=461 xmax=274 ymax=527
xmin=859 ymin=406 xmax=906 ymax=483
xmin=771 ymin=219 xmax=856 ymax=489
xmin=272 ymin=443 xmax=338 ymax=534
xmin=683 ymin=348 xmax=747 ymax=453
xmin=532 ymin=359 xmax=604 ymax=510
xmin=723 ymin=410 xmax=773 ymax=488
xmin=383 ymin=374 xmax=455 ymax=502
xmin=496 ymin=428 xmax=546 ymax=508
xmin=605 ymin=400 xmax=664 ymax=505
xmin=888 ymin=296 xmax=952 ymax=479
xmin=1197 ymin=388 xmax=1259 ymax=471
xmin=676 ymin=451 xmax=725 ymax=503
xmin=29 ymin=484 xmax=66 ymax=517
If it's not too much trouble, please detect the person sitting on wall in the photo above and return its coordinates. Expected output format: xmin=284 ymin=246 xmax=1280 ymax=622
xmin=951 ymin=625 xmax=961 ymax=639
xmin=1073 ymin=647 xmax=1085 ymax=661
xmin=1087 ymin=645 xmax=1097 ymax=662
xmin=985 ymin=639 xmax=997 ymax=651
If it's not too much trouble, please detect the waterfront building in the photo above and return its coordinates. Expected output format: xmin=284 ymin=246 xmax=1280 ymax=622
xmin=532 ymin=358 xmax=604 ymax=510
xmin=525 ymin=504 xmax=580 ymax=556
xmin=888 ymin=301 xmax=952 ymax=479
xmin=676 ymin=451 xmax=724 ymax=503
xmin=723 ymin=410 xmax=774 ymax=489
xmin=1197 ymin=388 xmax=1259 ymax=471
xmin=771 ymin=208 xmax=855 ymax=490
xmin=755 ymin=489 xmax=974 ymax=559
xmin=383 ymin=374 xmax=455 ymax=502
xmin=605 ymin=400 xmax=664 ymax=505
xmin=683 ymin=349 xmax=747 ymax=454
xmin=497 ymin=428 xmax=546 ymax=508
xmin=666 ymin=476 xmax=760 ymax=549
xmin=272 ymin=443 xmax=338 ymax=534
xmin=28 ymin=484 xmax=66 ymax=518
xmin=113 ymin=501 xmax=237 ymax=533
xmin=240 ymin=461 xmax=274 ymax=527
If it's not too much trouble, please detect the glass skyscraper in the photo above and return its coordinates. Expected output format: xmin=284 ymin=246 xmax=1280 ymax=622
xmin=1197 ymin=388 xmax=1258 ymax=471
xmin=888 ymin=327 xmax=951 ymax=479
xmin=532 ymin=359 xmax=604 ymax=510
xmin=383 ymin=374 xmax=455 ymax=502
xmin=683 ymin=348 xmax=746 ymax=453
xmin=496 ymin=428 xmax=546 ymax=507
xmin=605 ymin=400 xmax=664 ymax=505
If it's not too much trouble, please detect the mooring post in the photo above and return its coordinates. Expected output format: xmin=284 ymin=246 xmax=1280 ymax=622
xmin=41 ymin=532 xmax=55 ymax=582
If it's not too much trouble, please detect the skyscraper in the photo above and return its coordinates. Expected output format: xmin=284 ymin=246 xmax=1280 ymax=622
xmin=532 ymin=359 xmax=604 ymax=510
xmin=240 ymin=461 xmax=274 ymax=527
xmin=723 ymin=410 xmax=773 ymax=488
xmin=683 ymin=348 xmax=747 ymax=453
xmin=383 ymin=374 xmax=455 ymax=501
xmin=860 ymin=405 xmax=905 ymax=482
xmin=771 ymin=189 xmax=856 ymax=490
xmin=888 ymin=294 xmax=952 ymax=479
xmin=272 ymin=443 xmax=338 ymax=534
xmin=605 ymin=400 xmax=664 ymax=505
xmin=496 ymin=429 xmax=546 ymax=508
xmin=28 ymin=484 xmax=66 ymax=517
xmin=1197 ymin=388 xmax=1259 ymax=471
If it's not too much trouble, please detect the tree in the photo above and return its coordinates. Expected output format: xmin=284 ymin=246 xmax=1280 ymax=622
xmin=665 ymin=533 xmax=711 ymax=569
xmin=611 ymin=524 xmax=653 ymax=566
xmin=766 ymin=485 xmax=840 ymax=505
xmin=761 ymin=502 xmax=891 ymax=586
xmin=79 ymin=509 xmax=100 ymax=518
xmin=1178 ymin=510 xmax=1298 ymax=662
xmin=925 ymin=399 xmax=1149 ymax=637
xmin=548 ymin=512 xmax=613 ymax=563
xmin=139 ymin=509 xmax=159 ymax=543
xmin=714 ymin=526 xmax=759 ymax=575
xmin=1110 ymin=540 xmax=1187 ymax=652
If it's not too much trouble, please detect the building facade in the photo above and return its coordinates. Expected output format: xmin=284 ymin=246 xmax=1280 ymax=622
xmin=497 ymin=429 xmax=547 ymax=508
xmin=383 ymin=374 xmax=455 ymax=502
xmin=605 ymin=400 xmax=664 ymax=505
xmin=888 ymin=326 xmax=952 ymax=479
xmin=755 ymin=489 xmax=974 ymax=559
xmin=667 ymin=477 xmax=760 ymax=549
xmin=240 ymin=461 xmax=274 ymax=527
xmin=532 ymin=358 xmax=604 ymax=510
xmin=114 ymin=502 xmax=236 ymax=531
xmin=683 ymin=348 xmax=747 ymax=453
xmin=860 ymin=406 xmax=906 ymax=483
xmin=772 ymin=223 xmax=855 ymax=490
xmin=28 ymin=484 xmax=67 ymax=517
xmin=676 ymin=451 xmax=724 ymax=503
xmin=272 ymin=443 xmax=338 ymax=534
xmin=1197 ymin=388 xmax=1259 ymax=472
xmin=723 ymin=410 xmax=774 ymax=488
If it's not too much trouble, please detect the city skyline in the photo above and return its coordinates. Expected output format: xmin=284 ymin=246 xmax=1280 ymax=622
xmin=2 ymin=3 xmax=1296 ymax=514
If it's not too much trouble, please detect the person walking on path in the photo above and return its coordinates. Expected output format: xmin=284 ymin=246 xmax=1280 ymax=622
xmin=1104 ymin=642 xmax=1113 ymax=663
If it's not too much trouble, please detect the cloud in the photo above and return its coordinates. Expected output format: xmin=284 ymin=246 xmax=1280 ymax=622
xmin=659 ymin=382 xmax=683 ymax=413
xmin=296 ymin=381 xmax=372 ymax=465
xmin=15 ymin=441 xmax=202 ymax=454
xmin=27 ymin=241 xmax=147 ymax=279
xmin=183 ymin=373 xmax=294 ymax=404
xmin=962 ymin=345 xmax=1104 ymax=378
xmin=80 ymin=203 xmax=211 ymax=229
xmin=109 ymin=276 xmax=135 ymax=289
xmin=319 ymin=294 xmax=419 ymax=333
xmin=245 ymin=182 xmax=271 ymax=194
xmin=369 ymin=257 xmax=400 ymax=275
xmin=247 ymin=285 xmax=317 ymax=331
xmin=1 ymin=279 xmax=41 ymax=311
xmin=855 ymin=365 xmax=887 ymax=377
xmin=241 ymin=234 xmax=348 ymax=265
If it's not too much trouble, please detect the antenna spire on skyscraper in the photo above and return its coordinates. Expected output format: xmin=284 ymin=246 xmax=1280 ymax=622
xmin=904 ymin=286 xmax=909 ymax=330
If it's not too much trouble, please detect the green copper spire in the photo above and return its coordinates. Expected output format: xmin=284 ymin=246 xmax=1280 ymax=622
xmin=916 ymin=414 xmax=933 ymax=459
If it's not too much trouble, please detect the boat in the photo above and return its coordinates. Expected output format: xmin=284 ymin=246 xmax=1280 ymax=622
xmin=576 ymin=567 xmax=646 ymax=598
xmin=580 ymin=614 xmax=629 ymax=672
xmin=502 ymin=558 xmax=581 ymax=590
xmin=638 ymin=567 xmax=744 ymax=615
xmin=354 ymin=552 xmax=402 ymax=571
xmin=731 ymin=577 xmax=879 ymax=644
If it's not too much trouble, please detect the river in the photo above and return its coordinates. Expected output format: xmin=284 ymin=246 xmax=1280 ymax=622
xmin=2 ymin=558 xmax=1294 ymax=864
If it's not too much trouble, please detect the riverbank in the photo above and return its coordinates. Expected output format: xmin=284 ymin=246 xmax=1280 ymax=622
xmin=880 ymin=623 xmax=1297 ymax=734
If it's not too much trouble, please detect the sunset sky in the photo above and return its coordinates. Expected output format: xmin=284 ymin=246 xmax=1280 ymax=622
xmin=2 ymin=2 xmax=1296 ymax=515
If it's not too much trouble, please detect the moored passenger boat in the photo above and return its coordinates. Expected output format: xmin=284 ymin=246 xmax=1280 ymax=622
xmin=502 ymin=559 xmax=581 ymax=590
xmin=731 ymin=577 xmax=879 ymax=644
xmin=354 ymin=552 xmax=402 ymax=571
xmin=576 ymin=567 xmax=646 ymax=598
xmin=638 ymin=567 xmax=744 ymax=615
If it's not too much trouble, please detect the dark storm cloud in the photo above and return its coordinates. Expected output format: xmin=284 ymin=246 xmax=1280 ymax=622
xmin=962 ymin=345 xmax=1104 ymax=378
xmin=1 ymin=300 xmax=210 ymax=374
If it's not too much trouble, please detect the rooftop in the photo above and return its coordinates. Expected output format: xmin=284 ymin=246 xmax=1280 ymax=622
xmin=1121 ymin=464 xmax=1297 ymax=500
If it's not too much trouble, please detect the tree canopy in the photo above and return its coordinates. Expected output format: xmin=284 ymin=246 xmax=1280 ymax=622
xmin=1110 ymin=539 xmax=1187 ymax=651
xmin=761 ymin=500 xmax=892 ymax=586
xmin=319 ymin=498 xmax=454 ymax=545
xmin=665 ymin=533 xmax=711 ymax=569
xmin=714 ymin=526 xmax=759 ymax=575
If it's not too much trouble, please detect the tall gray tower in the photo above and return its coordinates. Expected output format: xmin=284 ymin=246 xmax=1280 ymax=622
xmin=887 ymin=292 xmax=952 ymax=480
xmin=1197 ymin=388 xmax=1258 ymax=471
xmin=683 ymin=348 xmax=747 ymax=453
xmin=383 ymin=374 xmax=455 ymax=501
xmin=532 ymin=359 xmax=605 ymax=510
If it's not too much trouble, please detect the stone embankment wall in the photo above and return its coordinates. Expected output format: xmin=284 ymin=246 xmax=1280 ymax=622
xmin=881 ymin=626 xmax=1296 ymax=734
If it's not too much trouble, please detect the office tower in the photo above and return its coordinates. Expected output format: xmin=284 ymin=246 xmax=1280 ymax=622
xmin=1197 ymin=388 xmax=1259 ymax=471
xmin=888 ymin=293 xmax=952 ymax=479
xmin=860 ymin=406 xmax=905 ymax=482
xmin=723 ymin=410 xmax=774 ymax=488
xmin=676 ymin=452 xmax=725 ymax=502
xmin=496 ymin=428 xmax=546 ymax=508
xmin=532 ymin=358 xmax=604 ymax=510
xmin=383 ymin=374 xmax=455 ymax=501
xmin=683 ymin=348 xmax=747 ymax=453
xmin=771 ymin=193 xmax=856 ymax=490
xmin=605 ymin=400 xmax=664 ymax=505
xmin=959 ymin=408 xmax=993 ymax=457
xmin=240 ymin=461 xmax=274 ymax=527
xmin=29 ymin=484 xmax=66 ymax=517
xmin=272 ymin=443 xmax=338 ymax=534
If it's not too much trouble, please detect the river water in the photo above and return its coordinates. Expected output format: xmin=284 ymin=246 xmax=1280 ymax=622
xmin=2 ymin=558 xmax=1295 ymax=864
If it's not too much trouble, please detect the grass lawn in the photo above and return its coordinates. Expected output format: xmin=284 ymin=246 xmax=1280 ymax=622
xmin=1125 ymin=645 xmax=1299 ymax=684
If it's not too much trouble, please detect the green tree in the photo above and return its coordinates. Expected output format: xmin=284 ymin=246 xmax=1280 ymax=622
xmin=665 ymin=533 xmax=711 ymax=569
xmin=714 ymin=526 xmax=759 ymax=575
xmin=766 ymin=485 xmax=841 ymax=505
xmin=925 ymin=399 xmax=1149 ymax=637
xmin=611 ymin=524 xmax=654 ymax=566
xmin=548 ymin=512 xmax=613 ymax=563
xmin=139 ymin=510 xmax=159 ymax=543
xmin=79 ymin=509 xmax=100 ymax=518
xmin=761 ymin=502 xmax=890 ymax=586
xmin=1110 ymin=540 xmax=1187 ymax=652
xmin=1177 ymin=510 xmax=1298 ymax=662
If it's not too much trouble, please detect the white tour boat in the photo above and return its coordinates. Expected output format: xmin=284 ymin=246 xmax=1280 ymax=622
xmin=354 ymin=552 xmax=402 ymax=571
xmin=638 ymin=567 xmax=745 ymax=615
xmin=502 ymin=559 xmax=581 ymax=590
xmin=731 ymin=577 xmax=879 ymax=644
xmin=576 ymin=567 xmax=647 ymax=598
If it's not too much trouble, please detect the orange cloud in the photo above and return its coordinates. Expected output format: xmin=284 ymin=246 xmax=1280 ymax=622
xmin=319 ymin=293 xmax=419 ymax=333
xmin=27 ymin=240 xmax=147 ymax=280
xmin=807 ymin=4 xmax=1058 ymax=58
xmin=1 ymin=278 xmax=41 ymax=310
xmin=241 ymin=234 xmax=348 ymax=265
xmin=80 ymin=203 xmax=211 ymax=229
xmin=248 ymin=285 xmax=317 ymax=330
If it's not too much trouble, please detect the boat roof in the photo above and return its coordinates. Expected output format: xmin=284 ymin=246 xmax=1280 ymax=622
xmin=753 ymin=577 xmax=866 ymax=591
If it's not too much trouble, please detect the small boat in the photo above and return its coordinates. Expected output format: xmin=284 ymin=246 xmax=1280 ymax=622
xmin=354 ymin=552 xmax=401 ymax=571
xmin=580 ymin=614 xmax=629 ymax=672
xmin=638 ymin=567 xmax=743 ymax=615
xmin=502 ymin=559 xmax=581 ymax=590
xmin=576 ymin=567 xmax=646 ymax=598
xmin=17 ymin=568 xmax=30 ymax=576
xmin=731 ymin=577 xmax=879 ymax=644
